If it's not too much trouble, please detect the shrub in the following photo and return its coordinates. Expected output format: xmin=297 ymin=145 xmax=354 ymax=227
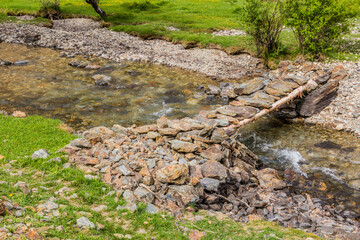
xmin=242 ymin=0 xmax=284 ymax=62
xmin=284 ymin=0 xmax=358 ymax=54
xmin=38 ymin=0 xmax=62 ymax=19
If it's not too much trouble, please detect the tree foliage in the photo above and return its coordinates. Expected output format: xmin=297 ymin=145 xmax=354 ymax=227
xmin=243 ymin=0 xmax=284 ymax=62
xmin=283 ymin=0 xmax=358 ymax=54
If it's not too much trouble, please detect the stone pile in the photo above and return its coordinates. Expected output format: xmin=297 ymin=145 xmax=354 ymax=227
xmin=64 ymin=114 xmax=360 ymax=238
xmin=204 ymin=61 xmax=348 ymax=121
xmin=64 ymin=115 xmax=261 ymax=215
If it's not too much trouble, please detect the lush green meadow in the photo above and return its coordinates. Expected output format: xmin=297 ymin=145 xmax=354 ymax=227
xmin=0 ymin=0 xmax=359 ymax=60
xmin=0 ymin=0 xmax=294 ymax=57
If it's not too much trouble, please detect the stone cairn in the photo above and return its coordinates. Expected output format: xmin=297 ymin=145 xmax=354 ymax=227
xmin=63 ymin=63 xmax=359 ymax=238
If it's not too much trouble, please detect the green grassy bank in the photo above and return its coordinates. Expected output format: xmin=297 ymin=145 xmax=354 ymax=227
xmin=0 ymin=114 xmax=321 ymax=239
xmin=0 ymin=0 xmax=359 ymax=60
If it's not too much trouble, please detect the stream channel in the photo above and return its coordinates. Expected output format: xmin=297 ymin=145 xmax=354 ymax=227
xmin=1 ymin=43 xmax=359 ymax=216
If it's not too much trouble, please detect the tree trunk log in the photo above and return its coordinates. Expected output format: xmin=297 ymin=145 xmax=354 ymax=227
xmin=227 ymin=79 xmax=318 ymax=136
xmin=86 ymin=0 xmax=106 ymax=18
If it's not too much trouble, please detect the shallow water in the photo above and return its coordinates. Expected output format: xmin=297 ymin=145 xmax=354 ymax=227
xmin=1 ymin=43 xmax=359 ymax=215
xmin=238 ymin=118 xmax=360 ymax=214
xmin=0 ymin=43 xmax=220 ymax=129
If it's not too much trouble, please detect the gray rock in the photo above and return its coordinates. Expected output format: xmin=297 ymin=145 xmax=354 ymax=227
xmin=201 ymin=161 xmax=228 ymax=180
xmin=117 ymin=165 xmax=134 ymax=176
xmin=13 ymin=60 xmax=30 ymax=66
xmin=92 ymin=74 xmax=112 ymax=86
xmin=31 ymin=149 xmax=50 ymax=159
xmin=123 ymin=190 xmax=136 ymax=203
xmin=208 ymin=85 xmax=221 ymax=95
xmin=76 ymin=217 xmax=95 ymax=229
xmin=145 ymin=203 xmax=159 ymax=214
xmin=117 ymin=203 xmax=137 ymax=213
xmin=134 ymin=187 xmax=154 ymax=203
xmin=211 ymin=128 xmax=229 ymax=142
xmin=167 ymin=185 xmax=200 ymax=205
xmin=146 ymin=159 xmax=156 ymax=169
xmin=234 ymin=77 xmax=267 ymax=95
xmin=37 ymin=200 xmax=59 ymax=213
xmin=70 ymin=138 xmax=92 ymax=148
xmin=199 ymin=178 xmax=220 ymax=192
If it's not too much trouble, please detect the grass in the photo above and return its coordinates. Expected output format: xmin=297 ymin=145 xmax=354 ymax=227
xmin=0 ymin=114 xmax=322 ymax=239
xmin=0 ymin=0 xmax=359 ymax=60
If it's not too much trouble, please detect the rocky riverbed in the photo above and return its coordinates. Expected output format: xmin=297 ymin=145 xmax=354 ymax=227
xmin=0 ymin=20 xmax=262 ymax=80
xmin=306 ymin=61 xmax=360 ymax=136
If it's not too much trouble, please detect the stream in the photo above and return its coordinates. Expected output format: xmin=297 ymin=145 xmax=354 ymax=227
xmin=1 ymin=43 xmax=359 ymax=215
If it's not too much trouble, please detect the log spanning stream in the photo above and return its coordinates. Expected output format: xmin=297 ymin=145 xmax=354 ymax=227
xmin=1 ymin=43 xmax=359 ymax=214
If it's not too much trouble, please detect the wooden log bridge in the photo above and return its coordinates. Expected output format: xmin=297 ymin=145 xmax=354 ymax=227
xmin=200 ymin=63 xmax=348 ymax=137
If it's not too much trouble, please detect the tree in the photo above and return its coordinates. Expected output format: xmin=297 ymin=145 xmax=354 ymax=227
xmin=242 ymin=0 xmax=284 ymax=63
xmin=85 ymin=0 xmax=106 ymax=18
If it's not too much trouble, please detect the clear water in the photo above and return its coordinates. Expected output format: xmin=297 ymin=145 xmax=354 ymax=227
xmin=238 ymin=118 xmax=360 ymax=214
xmin=0 ymin=43 xmax=220 ymax=129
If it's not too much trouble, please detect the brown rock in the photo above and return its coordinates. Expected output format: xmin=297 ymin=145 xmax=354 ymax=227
xmin=264 ymin=80 xmax=297 ymax=97
xmin=330 ymin=65 xmax=348 ymax=81
xmin=216 ymin=105 xmax=258 ymax=119
xmin=0 ymin=200 xmax=6 ymax=216
xmin=257 ymin=168 xmax=286 ymax=190
xmin=201 ymin=161 xmax=228 ymax=180
xmin=190 ymin=165 xmax=203 ymax=179
xmin=233 ymin=95 xmax=272 ymax=109
xmin=133 ymin=124 xmax=157 ymax=134
xmin=156 ymin=116 xmax=168 ymax=128
xmin=167 ymin=185 xmax=200 ymax=206
xmin=73 ymin=156 xmax=99 ymax=166
xmin=156 ymin=164 xmax=189 ymax=184
xmin=211 ymin=128 xmax=229 ymax=142
xmin=200 ymin=145 xmax=224 ymax=161
xmin=113 ymin=176 xmax=137 ymax=190
xmin=169 ymin=140 xmax=199 ymax=153
xmin=167 ymin=118 xmax=207 ymax=131
xmin=12 ymin=111 xmax=26 ymax=118
xmin=189 ymin=230 xmax=205 ymax=240
xmin=83 ymin=126 xmax=114 ymax=139
xmin=299 ymin=80 xmax=339 ymax=117
xmin=158 ymin=128 xmax=179 ymax=136
xmin=302 ymin=62 xmax=321 ymax=72
xmin=220 ymin=87 xmax=236 ymax=99
xmin=27 ymin=229 xmax=42 ymax=240
xmin=234 ymin=77 xmax=267 ymax=95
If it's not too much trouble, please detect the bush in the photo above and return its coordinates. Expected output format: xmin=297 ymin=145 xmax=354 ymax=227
xmin=38 ymin=0 xmax=62 ymax=20
xmin=242 ymin=0 xmax=284 ymax=62
xmin=284 ymin=0 xmax=358 ymax=54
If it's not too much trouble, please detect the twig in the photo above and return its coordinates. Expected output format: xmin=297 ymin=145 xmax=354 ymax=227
xmin=139 ymin=183 xmax=164 ymax=203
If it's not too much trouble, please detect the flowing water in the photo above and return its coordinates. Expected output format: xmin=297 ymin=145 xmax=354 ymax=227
xmin=238 ymin=118 xmax=360 ymax=214
xmin=0 ymin=43 xmax=220 ymax=129
xmin=1 ymin=43 xmax=359 ymax=214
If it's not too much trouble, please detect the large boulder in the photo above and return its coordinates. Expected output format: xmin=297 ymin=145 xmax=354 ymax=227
xmin=156 ymin=164 xmax=189 ymax=184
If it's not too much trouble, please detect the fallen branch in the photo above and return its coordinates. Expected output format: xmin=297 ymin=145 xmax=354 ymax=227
xmin=227 ymin=80 xmax=318 ymax=136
